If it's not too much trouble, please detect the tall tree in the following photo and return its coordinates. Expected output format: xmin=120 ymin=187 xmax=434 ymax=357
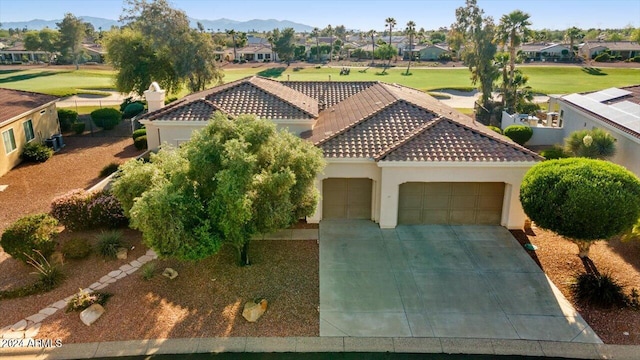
xmin=113 ymin=113 xmax=325 ymax=265
xmin=405 ymin=21 xmax=416 ymax=75
xmin=311 ymin=27 xmax=321 ymax=62
xmin=453 ymin=0 xmax=498 ymax=106
xmin=368 ymin=30 xmax=377 ymax=64
xmin=496 ymin=10 xmax=531 ymax=110
xmin=565 ymin=26 xmax=583 ymax=61
xmin=227 ymin=29 xmax=238 ymax=61
xmin=325 ymin=25 xmax=334 ymax=63
xmin=177 ymin=30 xmax=224 ymax=92
xmin=23 ymin=29 xmax=59 ymax=64
xmin=385 ymin=17 xmax=397 ymax=65
xmin=271 ymin=27 xmax=296 ymax=65
xmin=56 ymin=13 xmax=86 ymax=70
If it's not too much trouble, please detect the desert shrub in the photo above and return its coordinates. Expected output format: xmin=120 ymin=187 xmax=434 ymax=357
xmin=123 ymin=102 xmax=145 ymax=119
xmin=65 ymin=288 xmax=112 ymax=312
xmin=438 ymin=52 xmax=453 ymax=61
xmin=503 ymin=124 xmax=533 ymax=145
xmin=26 ymin=251 xmax=65 ymax=291
xmin=100 ymin=162 xmax=120 ymax=178
xmin=51 ymin=189 xmax=127 ymax=231
xmin=565 ymin=128 xmax=616 ymax=159
xmin=97 ymin=230 xmax=123 ymax=258
xmin=71 ymin=122 xmax=85 ymax=134
xmin=594 ymin=53 xmax=610 ymax=62
xmin=62 ymin=238 xmax=92 ymax=259
xmin=21 ymin=142 xmax=53 ymax=162
xmin=132 ymin=128 xmax=147 ymax=140
xmin=134 ymin=135 xmax=148 ymax=150
xmin=141 ymin=262 xmax=156 ymax=280
xmin=57 ymin=109 xmax=78 ymax=132
xmin=91 ymin=108 xmax=122 ymax=130
xmin=571 ymin=272 xmax=627 ymax=308
xmin=0 ymin=214 xmax=58 ymax=263
xmin=540 ymin=145 xmax=570 ymax=160
xmin=487 ymin=126 xmax=502 ymax=134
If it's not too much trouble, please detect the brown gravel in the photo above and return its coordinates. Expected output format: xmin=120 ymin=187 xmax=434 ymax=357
xmin=35 ymin=239 xmax=319 ymax=343
xmin=511 ymin=226 xmax=640 ymax=345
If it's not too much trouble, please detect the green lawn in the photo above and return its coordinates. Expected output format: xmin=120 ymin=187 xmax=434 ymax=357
xmin=2 ymin=65 xmax=638 ymax=98
xmin=0 ymin=68 xmax=115 ymax=97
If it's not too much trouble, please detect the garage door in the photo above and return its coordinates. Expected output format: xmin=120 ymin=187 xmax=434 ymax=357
xmin=323 ymin=178 xmax=372 ymax=219
xmin=398 ymin=182 xmax=504 ymax=225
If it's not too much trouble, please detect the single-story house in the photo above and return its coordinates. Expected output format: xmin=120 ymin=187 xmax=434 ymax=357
xmin=519 ymin=43 xmax=571 ymax=61
xmin=234 ymin=45 xmax=278 ymax=62
xmin=138 ymin=76 xmax=541 ymax=229
xmin=579 ymin=41 xmax=640 ymax=60
xmin=416 ymin=44 xmax=451 ymax=61
xmin=82 ymin=43 xmax=106 ymax=63
xmin=0 ymin=43 xmax=49 ymax=64
xmin=0 ymin=88 xmax=59 ymax=177
xmin=547 ymin=86 xmax=640 ymax=176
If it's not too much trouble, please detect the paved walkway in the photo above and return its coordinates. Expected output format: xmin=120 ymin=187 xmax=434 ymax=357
xmin=319 ymin=220 xmax=600 ymax=343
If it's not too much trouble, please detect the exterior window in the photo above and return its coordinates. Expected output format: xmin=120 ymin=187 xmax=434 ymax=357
xmin=2 ymin=129 xmax=17 ymax=154
xmin=265 ymin=53 xmax=271 ymax=60
xmin=23 ymin=119 xmax=35 ymax=142
xmin=257 ymin=53 xmax=263 ymax=60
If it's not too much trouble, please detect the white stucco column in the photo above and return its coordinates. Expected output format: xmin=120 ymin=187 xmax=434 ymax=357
xmin=378 ymin=168 xmax=399 ymax=229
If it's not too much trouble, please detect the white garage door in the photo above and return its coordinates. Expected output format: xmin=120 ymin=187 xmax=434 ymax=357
xmin=398 ymin=182 xmax=504 ymax=225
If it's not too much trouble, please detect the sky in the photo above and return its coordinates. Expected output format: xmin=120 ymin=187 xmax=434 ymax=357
xmin=1 ymin=0 xmax=639 ymax=31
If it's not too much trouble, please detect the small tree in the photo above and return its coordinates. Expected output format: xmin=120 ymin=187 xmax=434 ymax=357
xmin=565 ymin=128 xmax=616 ymax=159
xmin=520 ymin=158 xmax=640 ymax=258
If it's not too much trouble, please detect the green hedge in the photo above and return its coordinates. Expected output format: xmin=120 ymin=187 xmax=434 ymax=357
xmin=91 ymin=108 xmax=122 ymax=130
xmin=57 ymin=109 xmax=78 ymax=132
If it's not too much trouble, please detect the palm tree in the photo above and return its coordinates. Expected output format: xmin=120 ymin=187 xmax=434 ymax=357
xmin=325 ymin=25 xmax=334 ymax=63
xmin=405 ymin=21 xmax=416 ymax=75
xmin=565 ymin=26 xmax=583 ymax=61
xmin=384 ymin=17 xmax=396 ymax=70
xmin=226 ymin=29 xmax=237 ymax=61
xmin=311 ymin=27 xmax=320 ymax=62
xmin=368 ymin=30 xmax=377 ymax=64
xmin=494 ymin=52 xmax=510 ymax=107
xmin=496 ymin=10 xmax=531 ymax=110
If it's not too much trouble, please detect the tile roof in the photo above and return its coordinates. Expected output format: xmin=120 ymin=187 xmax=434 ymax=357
xmin=0 ymin=88 xmax=58 ymax=125
xmin=282 ymin=81 xmax=376 ymax=107
xmin=147 ymin=99 xmax=221 ymax=122
xmin=377 ymin=118 xmax=542 ymax=162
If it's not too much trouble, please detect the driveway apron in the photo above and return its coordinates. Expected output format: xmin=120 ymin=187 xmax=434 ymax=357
xmin=319 ymin=220 xmax=601 ymax=343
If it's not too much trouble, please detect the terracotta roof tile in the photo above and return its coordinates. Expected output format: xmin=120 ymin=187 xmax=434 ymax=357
xmin=150 ymin=99 xmax=220 ymax=122
xmin=0 ymin=88 xmax=58 ymax=125
xmin=282 ymin=81 xmax=377 ymax=107
xmin=378 ymin=118 xmax=541 ymax=162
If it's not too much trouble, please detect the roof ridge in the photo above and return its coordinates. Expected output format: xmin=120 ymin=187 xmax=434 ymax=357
xmin=314 ymin=96 xmax=401 ymax=146
xmin=0 ymin=87 xmax=59 ymax=101
xmin=374 ymin=116 xmax=444 ymax=161
xmin=249 ymin=76 xmax=318 ymax=118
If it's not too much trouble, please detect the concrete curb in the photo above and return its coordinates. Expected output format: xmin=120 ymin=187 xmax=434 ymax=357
xmin=1 ymin=337 xmax=639 ymax=359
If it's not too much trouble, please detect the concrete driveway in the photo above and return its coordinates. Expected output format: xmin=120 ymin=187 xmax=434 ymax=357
xmin=319 ymin=220 xmax=601 ymax=343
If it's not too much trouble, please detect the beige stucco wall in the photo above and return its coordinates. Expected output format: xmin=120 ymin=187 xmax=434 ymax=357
xmin=558 ymin=102 xmax=640 ymax=177
xmin=376 ymin=163 xmax=535 ymax=229
xmin=142 ymin=121 xmax=206 ymax=149
xmin=0 ymin=102 xmax=58 ymax=177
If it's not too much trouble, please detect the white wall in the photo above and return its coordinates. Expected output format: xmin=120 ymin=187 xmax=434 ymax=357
xmin=142 ymin=121 xmax=206 ymax=150
xmin=501 ymin=111 xmax=565 ymax=146
xmin=376 ymin=163 xmax=535 ymax=229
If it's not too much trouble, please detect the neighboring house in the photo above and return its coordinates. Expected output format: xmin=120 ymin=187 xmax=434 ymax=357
xmin=139 ymin=76 xmax=541 ymax=229
xmin=415 ymin=44 xmax=451 ymax=61
xmin=82 ymin=43 xmax=106 ymax=63
xmin=519 ymin=43 xmax=571 ymax=62
xmin=0 ymin=88 xmax=59 ymax=177
xmin=579 ymin=41 xmax=640 ymax=60
xmin=235 ymin=45 xmax=278 ymax=62
xmin=546 ymin=86 xmax=640 ymax=176
xmin=0 ymin=43 xmax=48 ymax=64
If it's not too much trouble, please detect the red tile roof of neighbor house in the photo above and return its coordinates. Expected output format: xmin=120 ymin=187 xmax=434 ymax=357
xmin=140 ymin=76 xmax=541 ymax=163
xmin=0 ymin=88 xmax=58 ymax=125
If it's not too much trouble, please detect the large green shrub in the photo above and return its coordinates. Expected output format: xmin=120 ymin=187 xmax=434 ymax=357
xmin=520 ymin=158 xmax=640 ymax=258
xmin=21 ymin=142 xmax=53 ymax=162
xmin=123 ymin=102 xmax=145 ymax=119
xmin=91 ymin=108 xmax=122 ymax=130
xmin=0 ymin=214 xmax=58 ymax=263
xmin=57 ymin=109 xmax=78 ymax=132
xmin=503 ymin=125 xmax=533 ymax=145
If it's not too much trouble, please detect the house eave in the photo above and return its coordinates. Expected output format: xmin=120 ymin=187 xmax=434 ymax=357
xmin=377 ymin=161 xmax=540 ymax=168
xmin=0 ymin=99 xmax=59 ymax=128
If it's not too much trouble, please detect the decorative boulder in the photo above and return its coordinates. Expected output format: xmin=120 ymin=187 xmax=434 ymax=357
xmin=242 ymin=298 xmax=268 ymax=322
xmin=116 ymin=247 xmax=128 ymax=260
xmin=80 ymin=303 xmax=104 ymax=326
xmin=162 ymin=267 xmax=178 ymax=279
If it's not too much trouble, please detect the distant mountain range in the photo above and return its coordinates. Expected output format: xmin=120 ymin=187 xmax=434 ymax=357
xmin=0 ymin=16 xmax=315 ymax=33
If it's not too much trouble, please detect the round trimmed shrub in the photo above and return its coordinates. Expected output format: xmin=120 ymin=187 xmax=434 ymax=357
xmin=21 ymin=142 xmax=53 ymax=162
xmin=123 ymin=102 xmax=145 ymax=119
xmin=132 ymin=128 xmax=147 ymax=140
xmin=57 ymin=109 xmax=78 ymax=132
xmin=487 ymin=126 xmax=502 ymax=134
xmin=503 ymin=124 xmax=533 ymax=145
xmin=540 ymin=145 xmax=570 ymax=160
xmin=134 ymin=135 xmax=147 ymax=150
xmin=0 ymin=213 xmax=59 ymax=263
xmin=71 ymin=122 xmax=85 ymax=134
xmin=91 ymin=108 xmax=122 ymax=130
xmin=62 ymin=237 xmax=92 ymax=259
xmin=594 ymin=53 xmax=610 ymax=62
xmin=520 ymin=158 xmax=640 ymax=257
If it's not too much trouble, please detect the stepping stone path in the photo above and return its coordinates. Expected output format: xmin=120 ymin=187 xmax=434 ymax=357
xmin=0 ymin=249 xmax=158 ymax=340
